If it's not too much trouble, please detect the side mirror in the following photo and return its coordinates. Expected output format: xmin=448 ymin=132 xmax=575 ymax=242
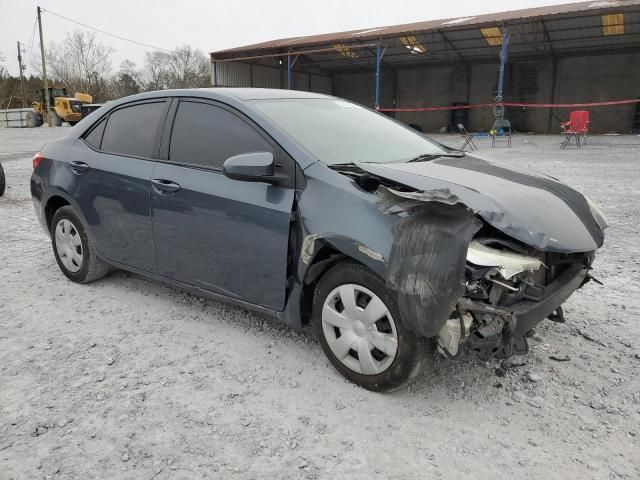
xmin=222 ymin=152 xmax=274 ymax=182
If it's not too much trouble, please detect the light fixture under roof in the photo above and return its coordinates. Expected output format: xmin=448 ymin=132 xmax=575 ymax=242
xmin=400 ymin=36 xmax=427 ymax=54
xmin=480 ymin=27 xmax=503 ymax=46
xmin=334 ymin=44 xmax=358 ymax=59
xmin=602 ymin=13 xmax=624 ymax=36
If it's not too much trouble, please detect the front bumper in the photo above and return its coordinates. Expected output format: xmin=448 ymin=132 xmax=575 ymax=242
xmin=458 ymin=263 xmax=589 ymax=358
xmin=510 ymin=264 xmax=588 ymax=334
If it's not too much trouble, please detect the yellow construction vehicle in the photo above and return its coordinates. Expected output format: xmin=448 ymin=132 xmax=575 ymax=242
xmin=31 ymin=86 xmax=100 ymax=126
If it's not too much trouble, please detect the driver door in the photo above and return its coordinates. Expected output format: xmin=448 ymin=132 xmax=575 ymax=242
xmin=150 ymin=99 xmax=296 ymax=311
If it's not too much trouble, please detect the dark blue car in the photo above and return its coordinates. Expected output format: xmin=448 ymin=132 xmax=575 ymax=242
xmin=31 ymin=89 xmax=607 ymax=391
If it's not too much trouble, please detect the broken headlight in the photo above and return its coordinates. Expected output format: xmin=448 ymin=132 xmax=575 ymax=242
xmin=465 ymin=241 xmax=546 ymax=306
xmin=466 ymin=241 xmax=543 ymax=279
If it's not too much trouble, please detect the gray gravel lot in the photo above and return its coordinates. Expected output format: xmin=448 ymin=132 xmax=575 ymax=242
xmin=1 ymin=127 xmax=639 ymax=479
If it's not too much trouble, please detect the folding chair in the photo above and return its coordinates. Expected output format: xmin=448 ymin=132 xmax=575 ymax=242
xmin=561 ymin=111 xmax=590 ymax=149
xmin=491 ymin=119 xmax=512 ymax=147
xmin=457 ymin=123 xmax=478 ymax=151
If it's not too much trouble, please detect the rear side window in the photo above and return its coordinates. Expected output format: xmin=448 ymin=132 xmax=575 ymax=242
xmin=84 ymin=118 xmax=106 ymax=149
xmin=169 ymin=101 xmax=272 ymax=170
xmin=101 ymin=102 xmax=166 ymax=158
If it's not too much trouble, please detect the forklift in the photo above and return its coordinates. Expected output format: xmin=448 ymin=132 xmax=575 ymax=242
xmin=31 ymin=86 xmax=101 ymax=126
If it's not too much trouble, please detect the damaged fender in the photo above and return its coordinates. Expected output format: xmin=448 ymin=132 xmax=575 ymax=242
xmin=382 ymin=195 xmax=482 ymax=337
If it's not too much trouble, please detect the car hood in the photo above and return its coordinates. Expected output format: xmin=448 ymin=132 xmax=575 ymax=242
xmin=356 ymin=155 xmax=604 ymax=253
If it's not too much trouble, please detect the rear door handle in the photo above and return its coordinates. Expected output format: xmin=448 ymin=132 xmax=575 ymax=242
xmin=151 ymin=179 xmax=181 ymax=195
xmin=70 ymin=161 xmax=89 ymax=174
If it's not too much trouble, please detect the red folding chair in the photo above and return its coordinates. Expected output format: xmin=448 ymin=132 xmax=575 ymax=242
xmin=561 ymin=111 xmax=590 ymax=149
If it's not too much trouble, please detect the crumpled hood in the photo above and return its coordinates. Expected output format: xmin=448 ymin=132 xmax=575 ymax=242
xmin=357 ymin=155 xmax=604 ymax=253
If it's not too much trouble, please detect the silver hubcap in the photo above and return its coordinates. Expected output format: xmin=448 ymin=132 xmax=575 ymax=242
xmin=54 ymin=219 xmax=83 ymax=273
xmin=322 ymin=284 xmax=398 ymax=375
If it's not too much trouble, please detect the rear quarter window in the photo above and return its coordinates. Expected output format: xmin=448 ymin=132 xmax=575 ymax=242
xmin=83 ymin=118 xmax=106 ymax=149
xmin=101 ymin=101 xmax=166 ymax=158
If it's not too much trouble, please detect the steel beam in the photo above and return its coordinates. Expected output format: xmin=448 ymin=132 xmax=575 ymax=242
xmin=287 ymin=54 xmax=299 ymax=90
xmin=497 ymin=32 xmax=510 ymax=101
xmin=374 ymin=42 xmax=387 ymax=109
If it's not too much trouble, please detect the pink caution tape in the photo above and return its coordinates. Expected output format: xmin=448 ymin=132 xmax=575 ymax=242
xmin=377 ymin=98 xmax=640 ymax=112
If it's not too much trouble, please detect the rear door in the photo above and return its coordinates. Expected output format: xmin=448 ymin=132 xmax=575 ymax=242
xmin=150 ymin=99 xmax=295 ymax=310
xmin=68 ymin=99 xmax=168 ymax=272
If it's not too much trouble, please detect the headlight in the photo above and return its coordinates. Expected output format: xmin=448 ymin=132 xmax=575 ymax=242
xmin=584 ymin=195 xmax=608 ymax=230
xmin=466 ymin=241 xmax=543 ymax=279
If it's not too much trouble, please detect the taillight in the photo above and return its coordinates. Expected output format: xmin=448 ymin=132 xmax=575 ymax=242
xmin=32 ymin=152 xmax=44 ymax=169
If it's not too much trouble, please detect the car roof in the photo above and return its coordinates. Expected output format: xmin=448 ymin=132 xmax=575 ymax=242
xmin=73 ymin=87 xmax=337 ymax=170
xmin=115 ymin=88 xmax=332 ymax=104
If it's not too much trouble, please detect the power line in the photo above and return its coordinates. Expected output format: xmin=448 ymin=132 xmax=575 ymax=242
xmin=1 ymin=17 xmax=36 ymax=108
xmin=40 ymin=7 xmax=172 ymax=54
xmin=23 ymin=16 xmax=38 ymax=72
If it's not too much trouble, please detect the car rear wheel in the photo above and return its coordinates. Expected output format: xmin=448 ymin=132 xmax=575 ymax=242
xmin=313 ymin=261 xmax=426 ymax=392
xmin=51 ymin=206 xmax=109 ymax=283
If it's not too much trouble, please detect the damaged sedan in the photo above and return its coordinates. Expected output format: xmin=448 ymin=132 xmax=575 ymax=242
xmin=31 ymin=88 xmax=607 ymax=391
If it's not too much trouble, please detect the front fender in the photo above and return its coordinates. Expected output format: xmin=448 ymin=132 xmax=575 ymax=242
xmin=298 ymin=233 xmax=387 ymax=284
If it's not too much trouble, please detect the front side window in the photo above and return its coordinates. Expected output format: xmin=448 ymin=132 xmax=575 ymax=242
xmin=252 ymin=98 xmax=447 ymax=165
xmin=101 ymin=102 xmax=166 ymax=158
xmin=169 ymin=101 xmax=272 ymax=170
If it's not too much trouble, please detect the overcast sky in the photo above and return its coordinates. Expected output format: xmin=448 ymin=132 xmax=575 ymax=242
xmin=1 ymin=0 xmax=581 ymax=76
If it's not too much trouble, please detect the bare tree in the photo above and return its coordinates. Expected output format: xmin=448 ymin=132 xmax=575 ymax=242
xmin=0 ymin=53 xmax=7 ymax=107
xmin=117 ymin=46 xmax=210 ymax=95
xmin=138 ymin=51 xmax=170 ymax=91
xmin=165 ymin=45 xmax=210 ymax=89
xmin=44 ymin=30 xmax=114 ymax=101
xmin=108 ymin=59 xmax=141 ymax=98
xmin=0 ymin=53 xmax=8 ymax=81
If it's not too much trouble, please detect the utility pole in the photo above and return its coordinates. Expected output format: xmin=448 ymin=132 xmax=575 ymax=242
xmin=37 ymin=6 xmax=52 ymax=125
xmin=16 ymin=41 xmax=26 ymax=109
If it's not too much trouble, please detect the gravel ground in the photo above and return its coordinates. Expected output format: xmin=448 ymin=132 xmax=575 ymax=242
xmin=1 ymin=127 xmax=639 ymax=480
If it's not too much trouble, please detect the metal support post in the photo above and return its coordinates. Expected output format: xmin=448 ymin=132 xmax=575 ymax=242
xmin=17 ymin=41 xmax=26 ymax=123
xmin=287 ymin=54 xmax=299 ymax=90
xmin=497 ymin=32 xmax=510 ymax=101
xmin=37 ymin=6 xmax=51 ymax=125
xmin=375 ymin=42 xmax=382 ymax=109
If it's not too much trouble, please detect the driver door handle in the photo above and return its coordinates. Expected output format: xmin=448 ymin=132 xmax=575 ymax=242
xmin=151 ymin=179 xmax=181 ymax=195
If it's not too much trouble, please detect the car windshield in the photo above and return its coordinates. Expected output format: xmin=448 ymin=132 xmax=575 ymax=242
xmin=252 ymin=98 xmax=447 ymax=165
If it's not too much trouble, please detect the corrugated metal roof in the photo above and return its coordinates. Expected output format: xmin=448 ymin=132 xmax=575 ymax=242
xmin=211 ymin=0 xmax=640 ymax=60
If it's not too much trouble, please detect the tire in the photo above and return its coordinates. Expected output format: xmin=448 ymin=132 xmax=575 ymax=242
xmin=313 ymin=261 xmax=426 ymax=392
xmin=0 ymin=163 xmax=5 ymax=197
xmin=26 ymin=110 xmax=42 ymax=128
xmin=49 ymin=111 xmax=62 ymax=127
xmin=51 ymin=206 xmax=109 ymax=283
xmin=69 ymin=121 xmax=79 ymax=126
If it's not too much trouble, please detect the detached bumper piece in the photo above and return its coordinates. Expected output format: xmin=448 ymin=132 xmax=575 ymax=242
xmin=457 ymin=264 xmax=588 ymax=360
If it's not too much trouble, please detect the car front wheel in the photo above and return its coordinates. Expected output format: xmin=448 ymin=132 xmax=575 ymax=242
xmin=313 ymin=261 xmax=426 ymax=392
xmin=51 ymin=206 xmax=109 ymax=283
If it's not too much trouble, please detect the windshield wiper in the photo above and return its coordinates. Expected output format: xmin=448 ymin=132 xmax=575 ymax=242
xmin=328 ymin=162 xmax=361 ymax=170
xmin=407 ymin=151 xmax=466 ymax=162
